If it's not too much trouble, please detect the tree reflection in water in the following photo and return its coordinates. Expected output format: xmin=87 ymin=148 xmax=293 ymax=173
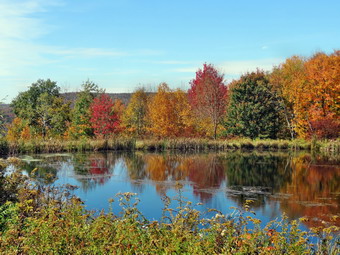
xmin=72 ymin=152 xmax=119 ymax=192
xmin=222 ymin=152 xmax=293 ymax=208
xmin=18 ymin=151 xmax=339 ymax=228
xmin=280 ymin=153 xmax=340 ymax=227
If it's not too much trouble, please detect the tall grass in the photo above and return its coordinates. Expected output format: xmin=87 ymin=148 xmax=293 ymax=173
xmin=5 ymin=138 xmax=135 ymax=155
xmin=2 ymin=137 xmax=339 ymax=156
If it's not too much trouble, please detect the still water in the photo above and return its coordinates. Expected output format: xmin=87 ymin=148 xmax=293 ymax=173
xmin=13 ymin=151 xmax=340 ymax=229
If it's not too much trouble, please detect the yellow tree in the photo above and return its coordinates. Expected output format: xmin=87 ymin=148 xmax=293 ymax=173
xmin=147 ymin=83 xmax=194 ymax=137
xmin=6 ymin=117 xmax=31 ymax=142
xmin=122 ymin=88 xmax=149 ymax=137
xmin=270 ymin=56 xmax=307 ymax=138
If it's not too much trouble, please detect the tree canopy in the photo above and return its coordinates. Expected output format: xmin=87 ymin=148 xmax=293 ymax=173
xmin=188 ymin=63 xmax=227 ymax=139
xmin=225 ymin=71 xmax=284 ymax=139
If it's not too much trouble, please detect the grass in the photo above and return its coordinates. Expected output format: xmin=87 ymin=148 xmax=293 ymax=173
xmin=0 ymin=158 xmax=339 ymax=254
xmin=0 ymin=137 xmax=338 ymax=156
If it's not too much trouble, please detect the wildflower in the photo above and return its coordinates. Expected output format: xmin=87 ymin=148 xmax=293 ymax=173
xmin=221 ymin=229 xmax=227 ymax=236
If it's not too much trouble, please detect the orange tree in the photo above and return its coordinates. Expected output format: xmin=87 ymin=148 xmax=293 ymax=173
xmin=303 ymin=51 xmax=340 ymax=138
xmin=147 ymin=83 xmax=194 ymax=137
xmin=271 ymin=51 xmax=340 ymax=138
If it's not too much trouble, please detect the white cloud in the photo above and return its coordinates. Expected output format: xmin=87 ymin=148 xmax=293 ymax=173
xmin=218 ymin=58 xmax=283 ymax=77
xmin=171 ymin=58 xmax=284 ymax=79
xmin=0 ymin=0 xmax=59 ymax=40
xmin=42 ymin=47 xmax=127 ymax=58
xmin=172 ymin=67 xmax=197 ymax=73
xmin=0 ymin=0 xmax=157 ymax=79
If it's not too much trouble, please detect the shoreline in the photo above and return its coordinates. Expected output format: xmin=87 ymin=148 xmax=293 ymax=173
xmin=1 ymin=138 xmax=339 ymax=156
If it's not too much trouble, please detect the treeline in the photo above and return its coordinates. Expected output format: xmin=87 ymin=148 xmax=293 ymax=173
xmin=1 ymin=50 xmax=339 ymax=142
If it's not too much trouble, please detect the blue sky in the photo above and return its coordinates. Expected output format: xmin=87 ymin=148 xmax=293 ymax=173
xmin=0 ymin=0 xmax=339 ymax=103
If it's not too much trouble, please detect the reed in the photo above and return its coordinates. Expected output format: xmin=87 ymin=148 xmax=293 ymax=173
xmin=2 ymin=137 xmax=338 ymax=156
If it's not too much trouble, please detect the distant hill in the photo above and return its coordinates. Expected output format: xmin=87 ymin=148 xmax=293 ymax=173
xmin=61 ymin=92 xmax=133 ymax=106
xmin=0 ymin=104 xmax=15 ymax=125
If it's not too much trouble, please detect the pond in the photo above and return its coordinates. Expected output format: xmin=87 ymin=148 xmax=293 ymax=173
xmin=9 ymin=150 xmax=340 ymax=230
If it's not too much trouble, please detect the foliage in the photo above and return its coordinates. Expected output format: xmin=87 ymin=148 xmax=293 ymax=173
xmin=304 ymin=51 xmax=340 ymax=138
xmin=188 ymin=63 xmax=228 ymax=139
xmin=122 ymin=88 xmax=149 ymax=137
xmin=90 ymin=94 xmax=120 ymax=138
xmin=148 ymin=83 xmax=194 ymax=137
xmin=11 ymin=79 xmax=60 ymax=125
xmin=10 ymin=79 xmax=70 ymax=138
xmin=68 ymin=80 xmax=103 ymax=139
xmin=225 ymin=70 xmax=284 ymax=139
xmin=112 ymin=99 xmax=126 ymax=133
xmin=270 ymin=51 xmax=340 ymax=139
xmin=35 ymin=93 xmax=71 ymax=137
xmin=6 ymin=117 xmax=31 ymax=142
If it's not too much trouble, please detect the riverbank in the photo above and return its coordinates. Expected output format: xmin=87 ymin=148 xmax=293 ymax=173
xmin=0 ymin=159 xmax=339 ymax=254
xmin=0 ymin=137 xmax=339 ymax=155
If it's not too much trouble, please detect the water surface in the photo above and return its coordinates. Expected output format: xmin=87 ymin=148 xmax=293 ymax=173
xmin=13 ymin=151 xmax=340 ymax=230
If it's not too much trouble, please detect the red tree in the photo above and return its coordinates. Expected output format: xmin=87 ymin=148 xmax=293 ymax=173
xmin=188 ymin=63 xmax=228 ymax=139
xmin=90 ymin=94 xmax=119 ymax=138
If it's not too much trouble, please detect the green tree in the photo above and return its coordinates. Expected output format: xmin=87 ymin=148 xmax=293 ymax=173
xmin=11 ymin=79 xmax=60 ymax=125
xmin=122 ymin=88 xmax=149 ymax=137
xmin=11 ymin=79 xmax=70 ymax=138
xmin=69 ymin=80 xmax=103 ymax=139
xmin=225 ymin=71 xmax=284 ymax=139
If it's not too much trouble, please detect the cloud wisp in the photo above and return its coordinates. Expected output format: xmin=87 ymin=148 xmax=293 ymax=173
xmin=172 ymin=58 xmax=283 ymax=77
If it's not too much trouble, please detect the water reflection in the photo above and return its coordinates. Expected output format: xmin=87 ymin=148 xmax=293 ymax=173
xmin=18 ymin=151 xmax=340 ymax=228
xmin=222 ymin=152 xmax=293 ymax=208
xmin=280 ymin=153 xmax=340 ymax=228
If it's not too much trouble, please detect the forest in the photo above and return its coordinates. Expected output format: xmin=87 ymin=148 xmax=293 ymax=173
xmin=0 ymin=51 xmax=339 ymax=149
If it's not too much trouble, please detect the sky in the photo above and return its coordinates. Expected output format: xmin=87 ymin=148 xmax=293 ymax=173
xmin=0 ymin=0 xmax=339 ymax=103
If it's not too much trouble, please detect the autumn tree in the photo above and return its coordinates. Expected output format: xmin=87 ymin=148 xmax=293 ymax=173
xmin=112 ymin=99 xmax=126 ymax=133
xmin=6 ymin=117 xmax=31 ymax=142
xmin=148 ymin=83 xmax=194 ymax=137
xmin=303 ymin=51 xmax=340 ymax=138
xmin=122 ymin=88 xmax=149 ymax=137
xmin=188 ymin=63 xmax=228 ymax=139
xmin=90 ymin=94 xmax=119 ymax=138
xmin=225 ymin=70 xmax=284 ymax=139
xmin=270 ymin=51 xmax=340 ymax=139
xmin=69 ymin=80 xmax=103 ymax=139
